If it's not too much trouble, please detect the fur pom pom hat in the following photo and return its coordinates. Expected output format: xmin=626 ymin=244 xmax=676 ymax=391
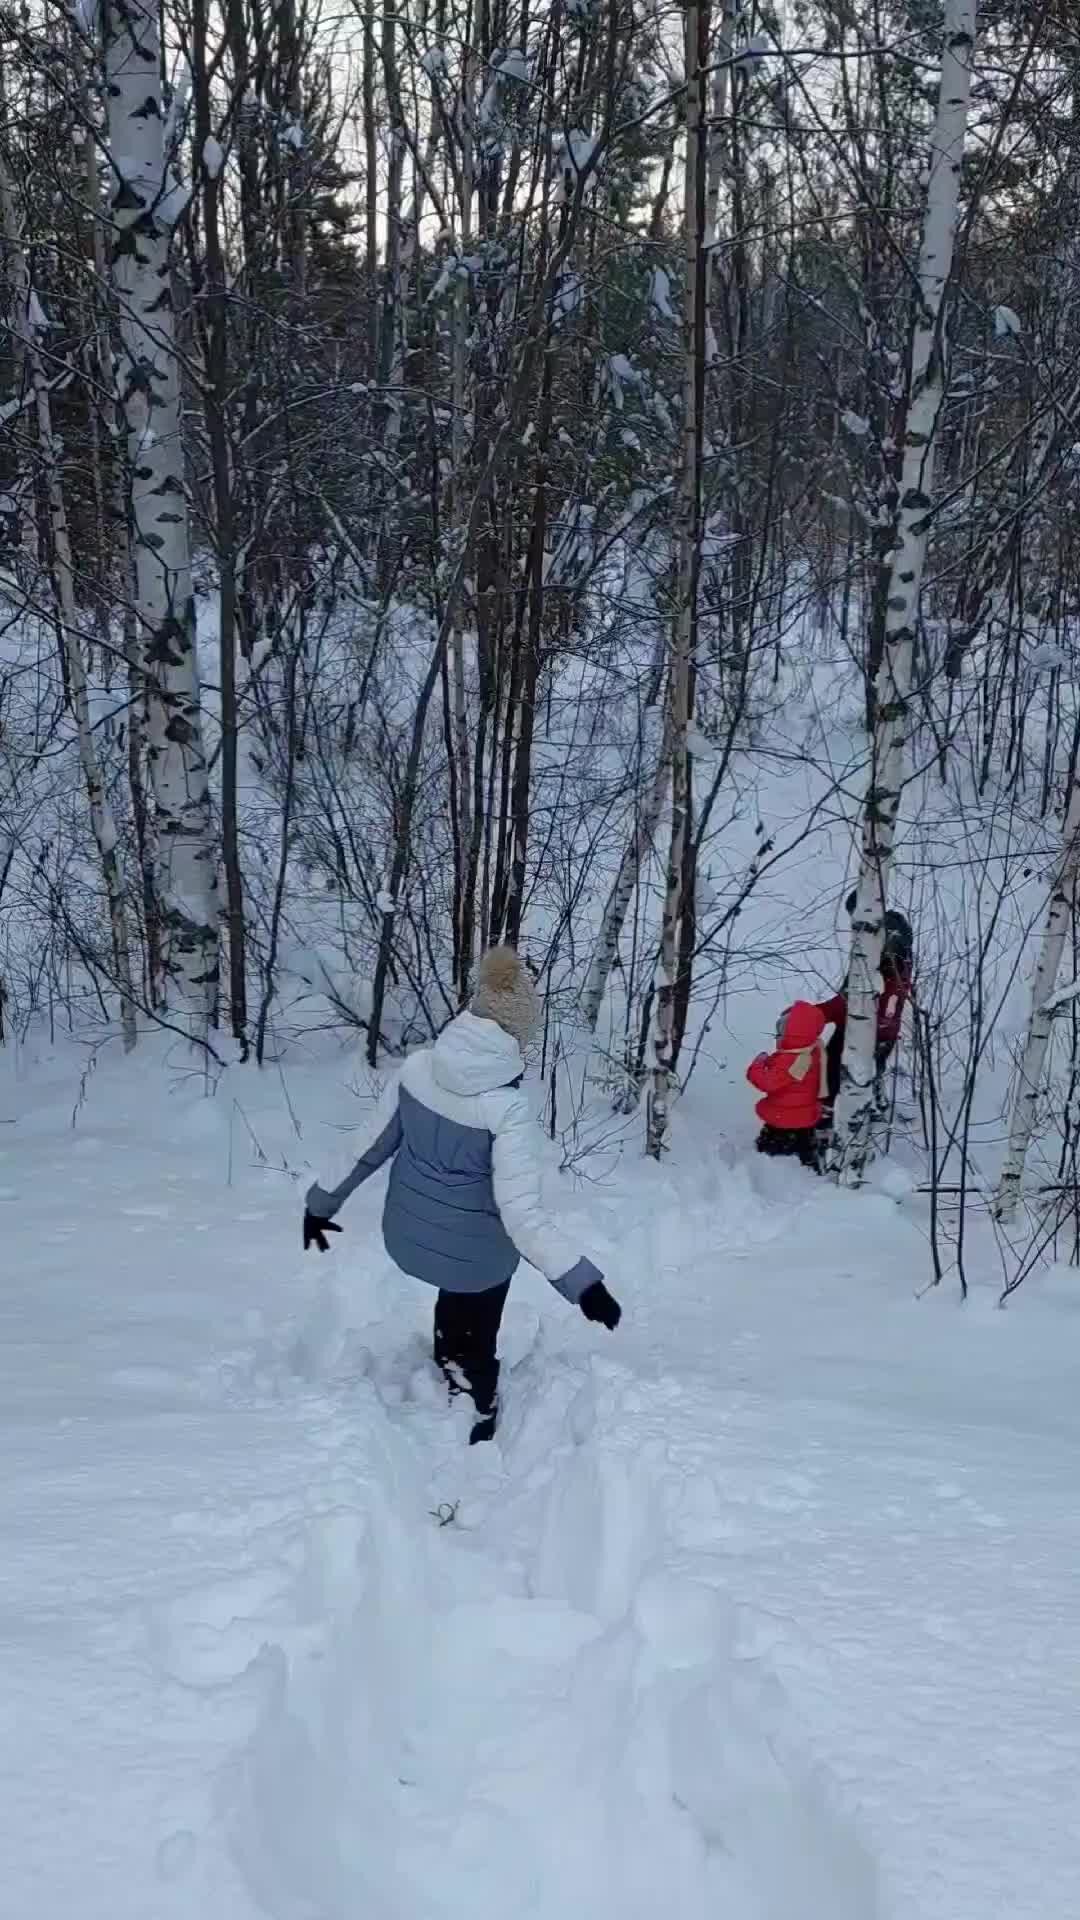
xmin=470 ymin=946 xmax=540 ymax=1050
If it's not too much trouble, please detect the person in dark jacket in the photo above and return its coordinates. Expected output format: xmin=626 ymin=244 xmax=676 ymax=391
xmin=747 ymin=1001 xmax=828 ymax=1170
xmin=819 ymin=893 xmax=914 ymax=1112
xmin=303 ymin=947 xmax=621 ymax=1443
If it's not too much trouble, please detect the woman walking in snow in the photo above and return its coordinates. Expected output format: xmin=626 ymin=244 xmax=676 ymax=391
xmin=303 ymin=947 xmax=621 ymax=1443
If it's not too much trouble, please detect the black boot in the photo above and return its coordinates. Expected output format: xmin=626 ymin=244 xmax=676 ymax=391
xmin=469 ymin=1408 xmax=498 ymax=1445
xmin=466 ymin=1349 xmax=500 ymax=1444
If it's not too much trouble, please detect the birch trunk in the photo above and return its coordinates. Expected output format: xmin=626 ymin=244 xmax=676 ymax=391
xmin=993 ymin=83 xmax=1080 ymax=1217
xmin=105 ymin=0 xmax=219 ymax=1040
xmin=647 ymin=0 xmax=708 ymax=1157
xmin=87 ymin=110 xmax=162 ymax=1001
xmin=995 ymin=772 xmax=1080 ymax=1219
xmin=0 ymin=153 xmax=137 ymax=1051
xmin=832 ymin=0 xmax=978 ymax=1180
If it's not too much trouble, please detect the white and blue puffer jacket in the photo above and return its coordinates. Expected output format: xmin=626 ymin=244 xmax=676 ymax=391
xmin=306 ymin=1012 xmax=602 ymax=1302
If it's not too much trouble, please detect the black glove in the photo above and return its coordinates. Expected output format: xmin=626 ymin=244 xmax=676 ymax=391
xmin=579 ymin=1279 xmax=621 ymax=1330
xmin=303 ymin=1211 xmax=342 ymax=1254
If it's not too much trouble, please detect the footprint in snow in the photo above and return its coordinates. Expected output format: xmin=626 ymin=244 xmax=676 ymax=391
xmin=156 ymin=1830 xmax=198 ymax=1883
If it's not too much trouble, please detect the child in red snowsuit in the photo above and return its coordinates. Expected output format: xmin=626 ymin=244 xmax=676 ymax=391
xmin=746 ymin=1001 xmax=828 ymax=1170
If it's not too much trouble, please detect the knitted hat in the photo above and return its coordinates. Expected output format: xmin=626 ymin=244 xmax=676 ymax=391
xmin=470 ymin=946 xmax=540 ymax=1049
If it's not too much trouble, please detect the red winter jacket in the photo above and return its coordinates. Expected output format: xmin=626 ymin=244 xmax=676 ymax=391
xmin=819 ymin=957 xmax=912 ymax=1053
xmin=746 ymin=1001 xmax=827 ymax=1131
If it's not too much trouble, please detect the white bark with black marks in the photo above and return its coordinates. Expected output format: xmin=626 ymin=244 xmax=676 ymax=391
xmin=995 ymin=776 xmax=1080 ymax=1220
xmin=105 ymin=0 xmax=219 ymax=1038
xmin=833 ymin=0 xmax=978 ymax=1179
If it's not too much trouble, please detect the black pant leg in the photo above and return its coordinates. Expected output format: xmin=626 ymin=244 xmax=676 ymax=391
xmin=434 ymin=1289 xmax=473 ymax=1398
xmin=825 ymin=1024 xmax=844 ymax=1106
xmin=873 ymin=1038 xmax=896 ymax=1109
xmin=757 ymin=1125 xmax=818 ymax=1169
xmin=463 ymin=1280 xmax=510 ymax=1415
xmin=433 ymin=1290 xmax=459 ymax=1382
xmin=433 ymin=1282 xmax=510 ymax=1415
xmin=795 ymin=1130 xmax=821 ymax=1172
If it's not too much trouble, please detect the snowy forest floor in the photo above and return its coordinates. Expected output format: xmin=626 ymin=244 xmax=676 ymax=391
xmin=3 ymin=1038 xmax=1079 ymax=1920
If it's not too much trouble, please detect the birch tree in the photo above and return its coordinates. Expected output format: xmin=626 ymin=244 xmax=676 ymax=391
xmin=647 ymin=0 xmax=709 ymax=1158
xmin=832 ymin=0 xmax=979 ymax=1180
xmin=105 ymin=0 xmax=219 ymax=1038
xmin=995 ymin=764 xmax=1080 ymax=1219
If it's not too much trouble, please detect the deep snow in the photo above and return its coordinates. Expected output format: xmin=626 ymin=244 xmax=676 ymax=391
xmin=3 ymin=1033 xmax=1079 ymax=1920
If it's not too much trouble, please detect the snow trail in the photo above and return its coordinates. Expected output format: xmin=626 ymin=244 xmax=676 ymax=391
xmin=217 ymin=1337 xmax=879 ymax=1920
xmin=5 ymin=1047 xmax=1080 ymax=1919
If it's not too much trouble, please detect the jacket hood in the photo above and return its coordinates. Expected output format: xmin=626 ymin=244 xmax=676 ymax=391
xmin=780 ymin=1000 xmax=826 ymax=1047
xmin=431 ymin=1010 xmax=525 ymax=1097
